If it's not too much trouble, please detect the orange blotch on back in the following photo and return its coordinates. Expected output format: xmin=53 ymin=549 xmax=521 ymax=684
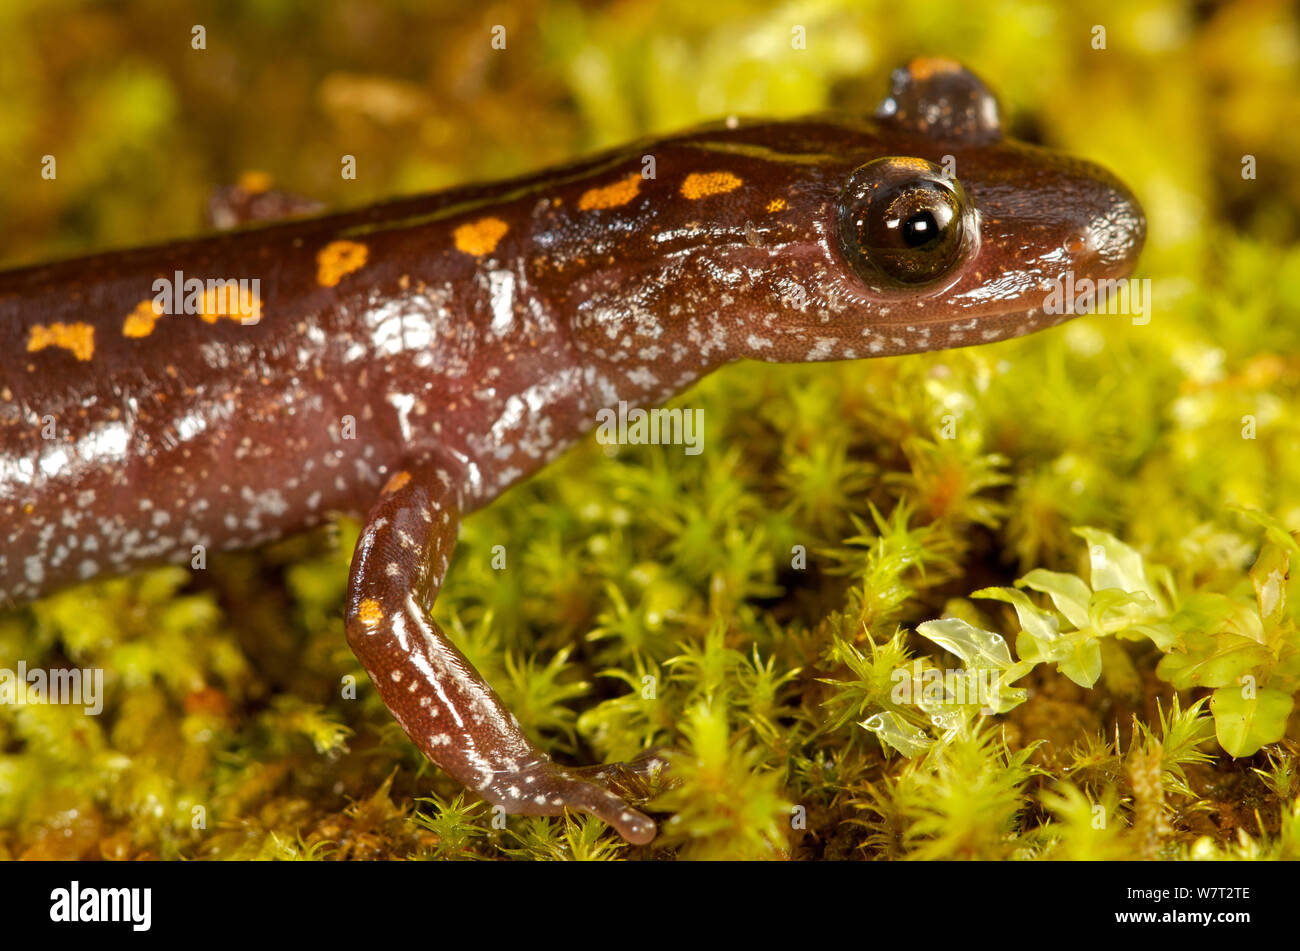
xmin=892 ymin=157 xmax=936 ymax=173
xmin=122 ymin=299 xmax=161 ymax=338
xmin=453 ymin=217 xmax=509 ymax=257
xmin=357 ymin=598 xmax=384 ymax=628
xmin=199 ymin=283 xmax=262 ymax=325
xmin=238 ymin=169 xmax=273 ymax=194
xmin=680 ymin=171 xmax=743 ymax=200
xmin=383 ymin=470 xmax=412 ymax=494
xmin=27 ymin=321 xmax=95 ymax=361
xmin=317 ymin=240 xmax=370 ymax=287
xmin=907 ymin=56 xmax=963 ymax=81
xmin=578 ymin=173 xmax=642 ymax=211
xmin=765 ymin=197 xmax=787 ymax=213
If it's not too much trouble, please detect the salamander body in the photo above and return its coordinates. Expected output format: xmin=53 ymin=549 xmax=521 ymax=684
xmin=0 ymin=60 xmax=1145 ymax=843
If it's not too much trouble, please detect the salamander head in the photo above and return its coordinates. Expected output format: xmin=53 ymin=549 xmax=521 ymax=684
xmin=721 ymin=57 xmax=1147 ymax=361
xmin=558 ymin=58 xmax=1144 ymax=395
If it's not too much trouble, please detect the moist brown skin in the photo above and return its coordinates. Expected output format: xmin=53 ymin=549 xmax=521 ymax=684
xmin=0 ymin=59 xmax=1145 ymax=843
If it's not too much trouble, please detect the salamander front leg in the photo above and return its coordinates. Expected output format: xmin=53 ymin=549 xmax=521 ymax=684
xmin=344 ymin=463 xmax=658 ymax=845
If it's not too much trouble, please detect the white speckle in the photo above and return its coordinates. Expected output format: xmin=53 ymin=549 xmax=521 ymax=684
xmin=626 ymin=367 xmax=659 ymax=388
xmin=388 ymin=392 xmax=416 ymax=442
xmin=487 ymin=269 xmax=516 ymax=334
xmin=806 ymin=337 xmax=838 ymax=360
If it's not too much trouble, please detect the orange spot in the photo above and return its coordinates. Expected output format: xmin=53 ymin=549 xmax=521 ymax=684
xmin=578 ymin=173 xmax=642 ymax=211
xmin=199 ymin=282 xmax=262 ymax=325
xmin=893 ymin=157 xmax=936 ymax=173
xmin=184 ymin=687 xmax=232 ymax=717
xmin=453 ymin=217 xmax=509 ymax=257
xmin=238 ymin=169 xmax=273 ymax=194
xmin=383 ymin=470 xmax=412 ymax=494
xmin=317 ymin=240 xmax=369 ymax=287
xmin=680 ymin=171 xmax=743 ymax=200
xmin=27 ymin=322 xmax=94 ymax=361
xmin=357 ymin=598 xmax=384 ymax=627
xmin=908 ymin=57 xmax=962 ymax=81
xmin=766 ymin=198 xmax=787 ymax=213
xmin=123 ymin=299 xmax=161 ymax=338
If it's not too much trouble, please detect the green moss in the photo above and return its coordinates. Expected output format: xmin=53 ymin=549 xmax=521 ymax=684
xmin=3 ymin=0 xmax=1299 ymax=860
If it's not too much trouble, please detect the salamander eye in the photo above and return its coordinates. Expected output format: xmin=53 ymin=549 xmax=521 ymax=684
xmin=836 ymin=157 xmax=976 ymax=290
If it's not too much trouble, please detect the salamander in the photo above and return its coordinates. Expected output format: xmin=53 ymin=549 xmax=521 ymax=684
xmin=0 ymin=59 xmax=1145 ymax=844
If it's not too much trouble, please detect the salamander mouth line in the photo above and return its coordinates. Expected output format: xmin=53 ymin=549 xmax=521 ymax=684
xmin=861 ymin=304 xmax=1055 ymax=328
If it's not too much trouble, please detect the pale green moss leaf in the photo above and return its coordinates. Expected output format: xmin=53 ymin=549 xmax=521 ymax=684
xmin=1209 ymin=686 xmax=1295 ymax=757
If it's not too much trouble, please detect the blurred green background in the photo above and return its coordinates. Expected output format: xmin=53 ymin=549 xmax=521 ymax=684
xmin=1 ymin=0 xmax=1295 ymax=269
xmin=3 ymin=0 xmax=1300 ymax=861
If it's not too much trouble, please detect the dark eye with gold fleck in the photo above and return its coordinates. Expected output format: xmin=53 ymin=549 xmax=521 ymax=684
xmin=837 ymin=157 xmax=976 ymax=290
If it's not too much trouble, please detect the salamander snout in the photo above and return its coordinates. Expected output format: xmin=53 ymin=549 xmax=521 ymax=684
xmin=1076 ymin=163 xmax=1147 ymax=276
xmin=932 ymin=144 xmax=1150 ymax=338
